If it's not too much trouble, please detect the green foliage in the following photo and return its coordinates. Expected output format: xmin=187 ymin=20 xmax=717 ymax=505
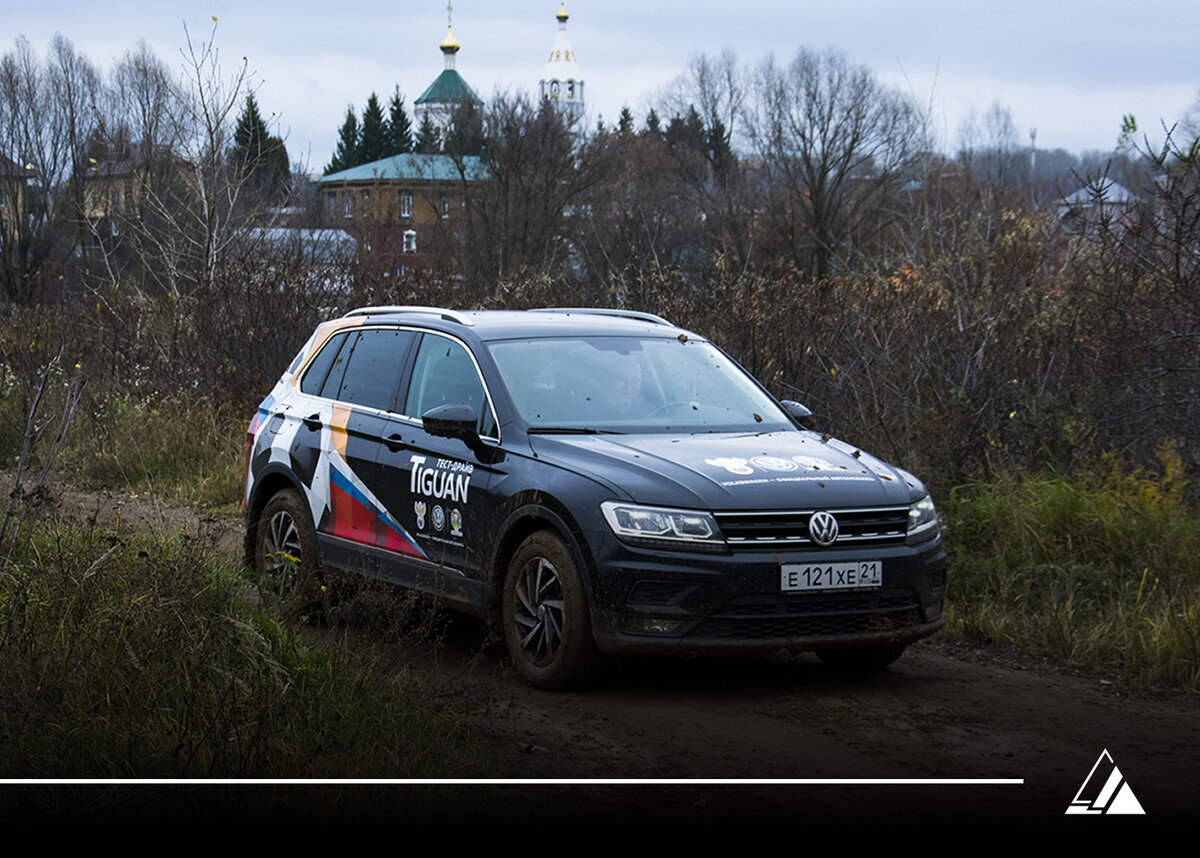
xmin=358 ymin=92 xmax=387 ymax=163
xmin=944 ymin=448 xmax=1200 ymax=688
xmin=0 ymin=520 xmax=486 ymax=778
xmin=617 ymin=106 xmax=634 ymax=136
xmin=1117 ymin=113 xmax=1138 ymax=151
xmin=231 ymin=93 xmax=290 ymax=198
xmin=414 ymin=112 xmax=441 ymax=154
xmin=324 ymin=106 xmax=359 ymax=174
xmin=387 ymin=86 xmax=413 ymax=156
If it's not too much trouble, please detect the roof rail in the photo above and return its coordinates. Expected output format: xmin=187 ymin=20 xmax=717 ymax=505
xmin=343 ymin=305 xmax=474 ymax=326
xmin=538 ymin=307 xmax=674 ymax=326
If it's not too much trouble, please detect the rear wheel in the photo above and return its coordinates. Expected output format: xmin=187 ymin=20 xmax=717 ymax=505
xmin=816 ymin=643 xmax=907 ymax=670
xmin=503 ymin=531 xmax=599 ymax=690
xmin=254 ymin=488 xmax=326 ymax=622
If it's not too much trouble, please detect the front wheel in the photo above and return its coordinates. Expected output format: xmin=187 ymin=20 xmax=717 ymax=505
xmin=816 ymin=643 xmax=907 ymax=670
xmin=503 ymin=531 xmax=599 ymax=690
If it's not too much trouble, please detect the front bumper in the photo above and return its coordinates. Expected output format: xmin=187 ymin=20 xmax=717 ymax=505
xmin=582 ymin=531 xmax=947 ymax=657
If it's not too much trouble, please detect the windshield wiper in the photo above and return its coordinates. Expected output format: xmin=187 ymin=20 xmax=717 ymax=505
xmin=526 ymin=426 xmax=623 ymax=435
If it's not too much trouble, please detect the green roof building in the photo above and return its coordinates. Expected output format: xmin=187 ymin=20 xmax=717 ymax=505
xmin=414 ymin=20 xmax=482 ymax=146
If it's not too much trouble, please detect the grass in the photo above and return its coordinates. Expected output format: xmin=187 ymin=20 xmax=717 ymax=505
xmin=943 ymin=445 xmax=1200 ymax=689
xmin=57 ymin=395 xmax=247 ymax=513
xmin=0 ymin=518 xmax=491 ymax=780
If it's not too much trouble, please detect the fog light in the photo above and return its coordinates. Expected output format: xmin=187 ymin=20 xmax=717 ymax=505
xmin=625 ymin=617 xmax=686 ymax=636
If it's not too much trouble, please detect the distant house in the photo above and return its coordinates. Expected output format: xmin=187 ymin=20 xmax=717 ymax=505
xmin=1058 ymin=179 xmax=1138 ymax=235
xmin=78 ymin=148 xmax=192 ymax=243
xmin=315 ymin=153 xmax=484 ymax=268
xmin=0 ymin=153 xmax=33 ymax=250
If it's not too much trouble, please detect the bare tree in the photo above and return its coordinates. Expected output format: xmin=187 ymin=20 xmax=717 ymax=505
xmin=0 ymin=35 xmax=99 ymax=304
xmin=651 ymin=53 xmax=756 ymax=274
xmin=746 ymin=48 xmax=926 ymax=280
xmin=660 ymin=50 xmax=748 ymax=148
xmin=449 ymin=92 xmax=606 ymax=288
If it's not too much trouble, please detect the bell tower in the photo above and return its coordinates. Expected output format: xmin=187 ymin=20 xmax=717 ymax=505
xmin=538 ymin=4 xmax=585 ymax=122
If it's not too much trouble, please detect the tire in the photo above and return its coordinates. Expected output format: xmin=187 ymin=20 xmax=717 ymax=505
xmin=503 ymin=530 xmax=599 ymax=690
xmin=254 ymin=488 xmax=326 ymax=623
xmin=816 ymin=643 xmax=907 ymax=670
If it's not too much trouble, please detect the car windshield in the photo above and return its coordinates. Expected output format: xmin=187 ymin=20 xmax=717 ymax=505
xmin=486 ymin=336 xmax=792 ymax=434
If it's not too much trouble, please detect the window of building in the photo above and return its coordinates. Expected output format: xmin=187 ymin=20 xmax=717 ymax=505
xmin=403 ymin=229 xmax=417 ymax=253
xmin=327 ymin=192 xmax=336 ymax=219
xmin=400 ymin=191 xmax=413 ymax=218
xmin=440 ymin=194 xmax=449 ymax=218
xmin=342 ymin=192 xmax=353 ymax=219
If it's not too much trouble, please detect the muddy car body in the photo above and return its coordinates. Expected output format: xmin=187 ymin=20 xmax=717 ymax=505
xmin=244 ymin=306 xmax=947 ymax=688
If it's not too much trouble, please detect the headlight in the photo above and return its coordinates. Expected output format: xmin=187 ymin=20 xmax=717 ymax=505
xmin=907 ymin=494 xmax=940 ymax=544
xmin=601 ymin=501 xmax=724 ymax=549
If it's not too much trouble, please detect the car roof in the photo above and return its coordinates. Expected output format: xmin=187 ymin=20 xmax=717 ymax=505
xmin=341 ymin=306 xmax=700 ymax=342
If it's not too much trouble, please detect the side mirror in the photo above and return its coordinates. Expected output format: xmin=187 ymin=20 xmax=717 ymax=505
xmin=780 ymin=399 xmax=815 ymax=428
xmin=423 ymin=403 xmax=483 ymax=451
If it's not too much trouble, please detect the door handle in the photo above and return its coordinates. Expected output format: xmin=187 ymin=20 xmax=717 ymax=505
xmin=384 ymin=433 xmax=405 ymax=452
xmin=302 ymin=413 xmax=322 ymax=431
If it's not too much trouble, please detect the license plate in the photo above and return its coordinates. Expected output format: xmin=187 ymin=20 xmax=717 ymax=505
xmin=780 ymin=560 xmax=882 ymax=592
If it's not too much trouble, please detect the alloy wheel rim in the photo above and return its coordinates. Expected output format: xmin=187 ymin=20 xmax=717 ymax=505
xmin=263 ymin=509 xmax=302 ymax=592
xmin=513 ymin=556 xmax=564 ymax=666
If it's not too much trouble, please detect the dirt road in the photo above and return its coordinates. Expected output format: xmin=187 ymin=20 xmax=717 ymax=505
xmin=45 ymin=483 xmax=1200 ymax=831
xmin=397 ymin=610 xmax=1197 ymax=830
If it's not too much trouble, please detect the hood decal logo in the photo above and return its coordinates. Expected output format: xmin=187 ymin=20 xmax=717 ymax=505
xmin=705 ymin=457 xmax=754 ymax=475
xmin=751 ymin=455 xmax=798 ymax=472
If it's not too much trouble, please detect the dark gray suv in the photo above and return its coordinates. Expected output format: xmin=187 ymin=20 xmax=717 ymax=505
xmin=244 ymin=306 xmax=947 ymax=688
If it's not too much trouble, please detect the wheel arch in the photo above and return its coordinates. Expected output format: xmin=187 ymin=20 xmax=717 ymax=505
xmin=243 ymin=466 xmax=309 ymax=568
xmin=484 ymin=496 xmax=597 ymax=643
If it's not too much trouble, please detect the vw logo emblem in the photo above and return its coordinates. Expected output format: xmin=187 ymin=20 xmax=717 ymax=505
xmin=808 ymin=510 xmax=839 ymax=546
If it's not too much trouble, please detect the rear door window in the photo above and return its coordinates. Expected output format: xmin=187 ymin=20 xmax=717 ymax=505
xmin=335 ymin=328 xmax=416 ymax=411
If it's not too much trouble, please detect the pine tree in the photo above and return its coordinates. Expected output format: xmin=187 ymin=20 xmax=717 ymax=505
xmin=325 ymin=106 xmax=359 ymax=174
xmin=387 ymin=87 xmax=413 ymax=156
xmin=233 ymin=94 xmax=269 ymax=176
xmin=707 ymin=116 xmax=734 ymax=177
xmin=617 ymin=106 xmax=635 ymax=136
xmin=446 ymin=100 xmax=484 ymax=157
xmin=666 ymin=106 xmax=707 ymax=153
xmin=232 ymin=93 xmax=289 ymax=196
xmin=359 ymin=92 xmax=387 ymax=163
xmin=414 ymin=113 xmax=441 ymax=155
xmin=645 ymin=108 xmax=662 ymax=139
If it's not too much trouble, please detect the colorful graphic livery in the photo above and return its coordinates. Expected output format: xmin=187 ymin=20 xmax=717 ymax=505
xmin=244 ymin=307 xmax=947 ymax=689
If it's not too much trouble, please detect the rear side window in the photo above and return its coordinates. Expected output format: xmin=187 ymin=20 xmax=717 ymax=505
xmin=299 ymin=328 xmax=414 ymax=411
xmin=299 ymin=332 xmax=350 ymax=397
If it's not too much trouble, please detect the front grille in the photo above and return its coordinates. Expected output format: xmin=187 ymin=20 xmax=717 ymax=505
xmin=689 ymin=589 xmax=921 ymax=640
xmin=714 ymin=506 xmax=909 ymax=549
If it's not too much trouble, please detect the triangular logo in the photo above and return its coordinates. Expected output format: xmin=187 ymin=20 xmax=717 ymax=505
xmin=1065 ymin=749 xmax=1146 ymax=815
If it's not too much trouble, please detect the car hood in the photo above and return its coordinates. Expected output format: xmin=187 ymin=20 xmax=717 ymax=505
xmin=528 ymin=430 xmax=922 ymax=511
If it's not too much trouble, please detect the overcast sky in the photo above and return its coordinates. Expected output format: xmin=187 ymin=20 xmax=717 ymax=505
xmin=9 ymin=1 xmax=1199 ymax=171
